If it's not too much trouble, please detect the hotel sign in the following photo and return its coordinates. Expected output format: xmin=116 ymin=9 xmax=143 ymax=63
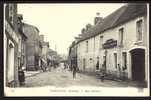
xmin=5 ymin=20 xmax=19 ymax=43
xmin=103 ymin=39 xmax=117 ymax=49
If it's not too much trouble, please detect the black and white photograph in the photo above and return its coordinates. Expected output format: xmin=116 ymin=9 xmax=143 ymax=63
xmin=3 ymin=3 xmax=149 ymax=96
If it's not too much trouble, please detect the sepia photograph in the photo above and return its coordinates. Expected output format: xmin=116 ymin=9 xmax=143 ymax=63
xmin=3 ymin=3 xmax=149 ymax=96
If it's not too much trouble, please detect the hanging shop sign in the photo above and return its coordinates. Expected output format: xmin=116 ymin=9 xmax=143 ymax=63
xmin=102 ymin=39 xmax=117 ymax=49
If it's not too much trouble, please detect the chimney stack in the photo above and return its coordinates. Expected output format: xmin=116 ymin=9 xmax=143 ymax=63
xmin=94 ymin=12 xmax=103 ymax=25
xmin=86 ymin=23 xmax=92 ymax=31
xmin=81 ymin=28 xmax=86 ymax=34
xmin=39 ymin=35 xmax=44 ymax=42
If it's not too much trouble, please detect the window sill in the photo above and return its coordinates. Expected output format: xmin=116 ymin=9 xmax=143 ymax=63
xmin=134 ymin=41 xmax=143 ymax=45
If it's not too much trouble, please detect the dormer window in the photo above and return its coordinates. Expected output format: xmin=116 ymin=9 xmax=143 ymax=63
xmin=136 ymin=19 xmax=143 ymax=42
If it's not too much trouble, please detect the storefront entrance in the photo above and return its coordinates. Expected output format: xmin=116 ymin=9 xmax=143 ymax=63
xmin=130 ymin=48 xmax=145 ymax=81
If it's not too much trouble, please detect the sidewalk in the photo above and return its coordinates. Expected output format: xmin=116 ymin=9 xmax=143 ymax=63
xmin=25 ymin=70 xmax=42 ymax=78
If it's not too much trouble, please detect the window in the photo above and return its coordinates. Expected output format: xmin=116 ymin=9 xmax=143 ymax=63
xmin=119 ymin=28 xmax=124 ymax=46
xmin=114 ymin=53 xmax=117 ymax=68
xmin=100 ymin=36 xmax=103 ymax=50
xmin=122 ymin=52 xmax=127 ymax=70
xmin=136 ymin=19 xmax=143 ymax=41
xmin=86 ymin=41 xmax=88 ymax=53
xmin=18 ymin=38 xmax=21 ymax=52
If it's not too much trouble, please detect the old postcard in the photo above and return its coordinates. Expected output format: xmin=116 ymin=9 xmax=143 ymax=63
xmin=3 ymin=3 xmax=150 ymax=96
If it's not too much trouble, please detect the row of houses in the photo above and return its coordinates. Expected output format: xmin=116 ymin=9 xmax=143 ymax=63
xmin=4 ymin=4 xmax=26 ymax=87
xmin=68 ymin=3 xmax=149 ymax=84
xmin=4 ymin=4 xmax=56 ymax=87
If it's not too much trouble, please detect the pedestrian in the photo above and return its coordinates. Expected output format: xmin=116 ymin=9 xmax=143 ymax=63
xmin=100 ymin=59 xmax=106 ymax=82
xmin=96 ymin=59 xmax=99 ymax=70
xmin=40 ymin=59 xmax=44 ymax=71
xmin=72 ymin=64 xmax=77 ymax=79
xmin=100 ymin=64 xmax=105 ymax=82
xmin=64 ymin=62 xmax=66 ymax=69
xmin=122 ymin=66 xmax=126 ymax=80
xmin=18 ymin=67 xmax=25 ymax=86
xmin=118 ymin=64 xmax=121 ymax=79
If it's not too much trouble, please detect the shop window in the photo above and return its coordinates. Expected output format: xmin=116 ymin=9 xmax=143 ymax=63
xmin=119 ymin=28 xmax=124 ymax=46
xmin=114 ymin=53 xmax=117 ymax=68
xmin=122 ymin=52 xmax=127 ymax=70
xmin=136 ymin=19 xmax=143 ymax=41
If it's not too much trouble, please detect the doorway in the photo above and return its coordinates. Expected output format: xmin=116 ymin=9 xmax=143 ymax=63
xmin=7 ymin=41 xmax=15 ymax=84
xmin=130 ymin=48 xmax=145 ymax=81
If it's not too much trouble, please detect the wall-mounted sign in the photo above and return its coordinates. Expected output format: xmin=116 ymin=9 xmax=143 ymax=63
xmin=102 ymin=39 xmax=117 ymax=49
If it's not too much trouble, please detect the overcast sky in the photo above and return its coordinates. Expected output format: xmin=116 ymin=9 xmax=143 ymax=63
xmin=18 ymin=3 xmax=125 ymax=55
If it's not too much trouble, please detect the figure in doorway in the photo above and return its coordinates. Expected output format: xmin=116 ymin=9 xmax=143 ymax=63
xmin=96 ymin=57 xmax=99 ymax=70
xmin=118 ymin=64 xmax=122 ymax=79
xmin=100 ymin=56 xmax=106 ymax=82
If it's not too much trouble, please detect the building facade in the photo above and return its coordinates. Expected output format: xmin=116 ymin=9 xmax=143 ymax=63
xmin=71 ymin=3 xmax=149 ymax=83
xmin=22 ymin=23 xmax=41 ymax=71
xmin=4 ymin=4 xmax=27 ymax=87
xmin=39 ymin=35 xmax=50 ymax=66
xmin=17 ymin=14 xmax=27 ymax=71
xmin=68 ymin=41 xmax=78 ymax=70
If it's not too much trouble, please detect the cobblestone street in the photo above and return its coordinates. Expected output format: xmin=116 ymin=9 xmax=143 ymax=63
xmin=23 ymin=63 xmax=140 ymax=88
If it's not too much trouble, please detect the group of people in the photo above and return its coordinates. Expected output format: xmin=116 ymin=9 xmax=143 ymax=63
xmin=40 ymin=58 xmax=59 ymax=72
xmin=63 ymin=61 xmax=78 ymax=79
xmin=96 ymin=58 xmax=106 ymax=82
xmin=96 ymin=57 xmax=127 ymax=82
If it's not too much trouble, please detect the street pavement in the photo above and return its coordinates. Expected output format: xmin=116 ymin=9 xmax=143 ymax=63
xmin=23 ymin=63 xmax=142 ymax=88
xmin=25 ymin=70 xmax=41 ymax=78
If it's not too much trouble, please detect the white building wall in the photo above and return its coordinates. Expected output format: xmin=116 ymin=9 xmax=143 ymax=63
xmin=4 ymin=32 xmax=7 ymax=87
xmin=77 ymin=15 xmax=147 ymax=80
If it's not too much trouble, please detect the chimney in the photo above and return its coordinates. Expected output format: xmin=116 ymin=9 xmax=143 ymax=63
xmin=86 ymin=23 xmax=92 ymax=31
xmin=81 ymin=28 xmax=86 ymax=34
xmin=39 ymin=35 xmax=44 ymax=42
xmin=94 ymin=12 xmax=103 ymax=25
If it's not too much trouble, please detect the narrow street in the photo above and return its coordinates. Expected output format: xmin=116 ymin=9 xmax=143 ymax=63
xmin=24 ymin=63 xmax=133 ymax=88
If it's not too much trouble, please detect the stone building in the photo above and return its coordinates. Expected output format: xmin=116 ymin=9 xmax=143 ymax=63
xmin=17 ymin=14 xmax=27 ymax=71
xmin=68 ymin=41 xmax=78 ymax=70
xmin=42 ymin=42 xmax=49 ymax=60
xmin=22 ymin=23 xmax=41 ymax=71
xmin=4 ymin=4 xmax=27 ymax=87
xmin=70 ymin=3 xmax=149 ymax=83
xmin=39 ymin=35 xmax=50 ymax=66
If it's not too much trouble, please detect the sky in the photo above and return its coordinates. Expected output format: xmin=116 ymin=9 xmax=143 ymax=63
xmin=18 ymin=3 xmax=125 ymax=55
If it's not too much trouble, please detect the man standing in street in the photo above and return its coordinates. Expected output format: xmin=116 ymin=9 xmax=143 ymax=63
xmin=72 ymin=63 xmax=77 ymax=79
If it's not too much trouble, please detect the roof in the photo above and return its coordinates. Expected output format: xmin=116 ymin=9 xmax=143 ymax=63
xmin=77 ymin=3 xmax=147 ymax=44
xmin=23 ymin=23 xmax=40 ymax=33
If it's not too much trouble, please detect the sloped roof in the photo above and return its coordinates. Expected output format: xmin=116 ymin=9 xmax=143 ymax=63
xmin=77 ymin=3 xmax=147 ymax=44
